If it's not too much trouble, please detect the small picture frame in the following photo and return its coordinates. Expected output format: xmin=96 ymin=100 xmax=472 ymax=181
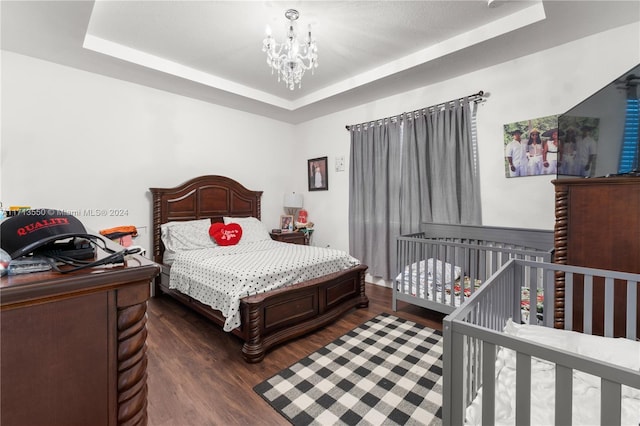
xmin=308 ymin=156 xmax=328 ymax=191
xmin=280 ymin=215 xmax=294 ymax=231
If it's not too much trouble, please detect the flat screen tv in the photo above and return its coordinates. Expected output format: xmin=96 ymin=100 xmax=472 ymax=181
xmin=557 ymin=64 xmax=640 ymax=179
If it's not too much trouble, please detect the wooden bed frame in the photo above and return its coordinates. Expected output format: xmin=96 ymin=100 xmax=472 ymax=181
xmin=150 ymin=175 xmax=369 ymax=363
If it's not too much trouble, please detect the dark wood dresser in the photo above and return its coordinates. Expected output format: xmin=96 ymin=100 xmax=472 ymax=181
xmin=553 ymin=176 xmax=640 ymax=336
xmin=1 ymin=252 xmax=160 ymax=426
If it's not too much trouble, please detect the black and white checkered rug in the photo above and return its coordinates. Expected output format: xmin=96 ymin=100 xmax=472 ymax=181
xmin=254 ymin=313 xmax=443 ymax=426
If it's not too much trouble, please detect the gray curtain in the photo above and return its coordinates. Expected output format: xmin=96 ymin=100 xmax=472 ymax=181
xmin=349 ymin=99 xmax=480 ymax=280
xmin=349 ymin=118 xmax=401 ymax=280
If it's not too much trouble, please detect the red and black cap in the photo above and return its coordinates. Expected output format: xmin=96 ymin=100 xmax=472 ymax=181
xmin=0 ymin=209 xmax=95 ymax=259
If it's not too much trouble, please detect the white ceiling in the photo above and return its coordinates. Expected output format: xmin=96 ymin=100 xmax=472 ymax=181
xmin=2 ymin=1 xmax=639 ymax=123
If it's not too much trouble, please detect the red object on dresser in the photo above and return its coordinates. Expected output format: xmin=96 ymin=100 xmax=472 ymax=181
xmin=297 ymin=209 xmax=308 ymax=225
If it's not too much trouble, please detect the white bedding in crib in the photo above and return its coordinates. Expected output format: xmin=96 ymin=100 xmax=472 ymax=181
xmin=396 ymin=260 xmax=542 ymax=321
xmin=395 ymin=259 xmax=478 ymax=309
xmin=395 ymin=258 xmax=462 ymax=294
xmin=465 ymin=320 xmax=640 ymax=426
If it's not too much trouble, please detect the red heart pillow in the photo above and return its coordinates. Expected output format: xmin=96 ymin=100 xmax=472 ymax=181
xmin=209 ymin=222 xmax=242 ymax=246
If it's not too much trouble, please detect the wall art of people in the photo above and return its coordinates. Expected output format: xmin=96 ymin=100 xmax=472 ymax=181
xmin=502 ymin=114 xmax=598 ymax=178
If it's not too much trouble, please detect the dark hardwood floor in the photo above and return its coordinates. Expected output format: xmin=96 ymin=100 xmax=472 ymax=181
xmin=146 ymin=283 xmax=445 ymax=426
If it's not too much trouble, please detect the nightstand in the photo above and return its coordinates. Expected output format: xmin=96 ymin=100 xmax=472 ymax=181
xmin=270 ymin=231 xmax=308 ymax=245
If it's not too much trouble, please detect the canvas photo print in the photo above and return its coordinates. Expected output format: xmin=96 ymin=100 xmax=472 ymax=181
xmin=503 ymin=114 xmax=600 ymax=178
xmin=503 ymin=114 xmax=560 ymax=178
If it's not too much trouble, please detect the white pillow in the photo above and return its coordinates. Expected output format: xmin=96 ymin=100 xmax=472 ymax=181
xmin=395 ymin=258 xmax=461 ymax=288
xmin=223 ymin=216 xmax=271 ymax=243
xmin=160 ymin=219 xmax=216 ymax=254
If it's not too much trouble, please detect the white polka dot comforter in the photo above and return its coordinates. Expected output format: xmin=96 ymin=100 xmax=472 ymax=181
xmin=168 ymin=240 xmax=360 ymax=331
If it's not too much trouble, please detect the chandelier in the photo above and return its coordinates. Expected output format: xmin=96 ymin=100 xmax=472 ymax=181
xmin=262 ymin=9 xmax=318 ymax=90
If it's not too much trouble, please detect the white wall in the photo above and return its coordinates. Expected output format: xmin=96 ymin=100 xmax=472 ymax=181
xmin=2 ymin=22 xmax=638 ymax=263
xmin=1 ymin=52 xmax=296 ymax=254
xmin=293 ymin=22 xmax=640 ymax=256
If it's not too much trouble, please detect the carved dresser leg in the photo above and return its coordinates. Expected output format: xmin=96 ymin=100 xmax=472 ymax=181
xmin=117 ymin=302 xmax=149 ymax=425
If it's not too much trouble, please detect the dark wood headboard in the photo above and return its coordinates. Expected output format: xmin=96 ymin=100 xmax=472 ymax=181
xmin=150 ymin=175 xmax=263 ymax=264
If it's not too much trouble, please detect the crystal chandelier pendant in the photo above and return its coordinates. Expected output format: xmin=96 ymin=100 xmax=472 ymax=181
xmin=262 ymin=9 xmax=318 ymax=90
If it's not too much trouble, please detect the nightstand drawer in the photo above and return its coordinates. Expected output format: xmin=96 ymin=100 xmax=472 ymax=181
xmin=270 ymin=231 xmax=307 ymax=245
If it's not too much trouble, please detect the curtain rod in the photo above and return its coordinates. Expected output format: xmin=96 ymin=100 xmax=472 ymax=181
xmin=345 ymin=90 xmax=485 ymax=131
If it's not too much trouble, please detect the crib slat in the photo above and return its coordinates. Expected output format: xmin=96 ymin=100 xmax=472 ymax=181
xmin=543 ymin=269 xmax=554 ymax=328
xmin=515 ymin=352 xmax=531 ymax=426
xmin=465 ymin=335 xmax=474 ymax=404
xmin=601 ymin=379 xmax=622 ymax=426
xmin=604 ymin=276 xmax=614 ymax=337
xmin=555 ymin=365 xmax=573 ymax=425
xmin=469 ymin=315 xmax=482 ymax=402
xmin=449 ymin=330 xmax=465 ymax=425
xmin=481 ymin=341 xmax=496 ymax=426
xmin=514 ymin=261 xmax=523 ymax=322
xmin=434 ymin=244 xmax=441 ymax=304
xmin=584 ymin=275 xmax=593 ymax=334
xmin=469 ymin=246 xmax=477 ymax=284
xmin=565 ymin=273 xmax=574 ymax=331
xmin=527 ymin=267 xmax=534 ymax=325
xmin=627 ymin=281 xmax=637 ymax=340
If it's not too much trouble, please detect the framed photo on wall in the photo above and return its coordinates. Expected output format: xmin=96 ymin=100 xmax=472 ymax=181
xmin=308 ymin=156 xmax=328 ymax=191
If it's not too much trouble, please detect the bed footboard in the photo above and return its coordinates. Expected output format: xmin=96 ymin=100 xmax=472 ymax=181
xmin=443 ymin=260 xmax=640 ymax=425
xmin=241 ymin=264 xmax=369 ymax=362
xmin=158 ymin=264 xmax=368 ymax=363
